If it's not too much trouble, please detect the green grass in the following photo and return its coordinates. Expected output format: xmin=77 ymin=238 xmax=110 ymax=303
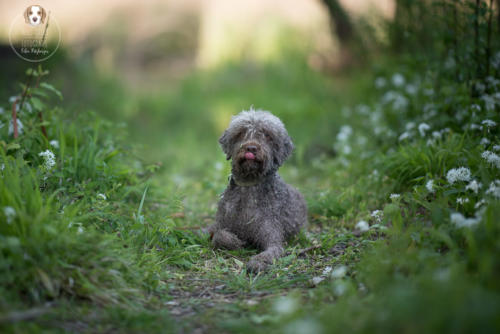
xmin=1 ymin=36 xmax=500 ymax=333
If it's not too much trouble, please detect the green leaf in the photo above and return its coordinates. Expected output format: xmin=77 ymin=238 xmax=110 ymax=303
xmin=37 ymin=268 xmax=56 ymax=297
xmin=32 ymin=88 xmax=49 ymax=98
xmin=40 ymin=82 xmax=63 ymax=100
xmin=384 ymin=203 xmax=403 ymax=232
xmin=30 ymin=97 xmax=45 ymax=111
xmin=136 ymin=185 xmax=149 ymax=222
xmin=6 ymin=143 xmax=21 ymax=152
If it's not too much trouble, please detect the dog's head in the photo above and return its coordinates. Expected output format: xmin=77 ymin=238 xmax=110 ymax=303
xmin=24 ymin=5 xmax=46 ymax=26
xmin=219 ymin=108 xmax=294 ymax=186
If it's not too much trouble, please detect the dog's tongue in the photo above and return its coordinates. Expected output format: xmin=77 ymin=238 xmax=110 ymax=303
xmin=244 ymin=152 xmax=255 ymax=160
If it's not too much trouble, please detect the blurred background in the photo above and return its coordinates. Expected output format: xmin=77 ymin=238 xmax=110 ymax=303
xmin=0 ymin=0 xmax=395 ymax=173
xmin=1 ymin=0 xmax=393 ymax=83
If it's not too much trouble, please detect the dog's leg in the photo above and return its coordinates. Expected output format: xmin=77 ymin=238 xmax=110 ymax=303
xmin=211 ymin=229 xmax=245 ymax=250
xmin=246 ymin=244 xmax=284 ymax=273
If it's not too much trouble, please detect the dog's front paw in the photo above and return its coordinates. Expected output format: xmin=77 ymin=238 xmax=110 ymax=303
xmin=247 ymin=253 xmax=274 ymax=273
xmin=246 ymin=257 xmax=269 ymax=273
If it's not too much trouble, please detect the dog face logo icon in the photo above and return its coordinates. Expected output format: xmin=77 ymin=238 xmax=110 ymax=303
xmin=24 ymin=5 xmax=46 ymax=26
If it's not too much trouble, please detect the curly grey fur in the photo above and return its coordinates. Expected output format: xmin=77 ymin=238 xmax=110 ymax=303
xmin=209 ymin=108 xmax=307 ymax=272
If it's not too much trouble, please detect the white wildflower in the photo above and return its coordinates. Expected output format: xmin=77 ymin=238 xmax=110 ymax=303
xmin=392 ymin=73 xmax=405 ymax=87
xmin=8 ymin=119 xmax=23 ymax=136
xmin=333 ymin=281 xmax=348 ymax=296
xmin=471 ymin=104 xmax=481 ymax=112
xmin=342 ymin=145 xmax=352 ymax=155
xmin=486 ymin=180 xmax=500 ymax=198
xmin=426 ymin=180 xmax=435 ymax=193
xmin=97 ymin=193 xmax=107 ymax=200
xmin=337 ymin=125 xmax=352 ymax=142
xmin=398 ymin=131 xmax=412 ymax=141
xmin=470 ymin=123 xmax=483 ymax=131
xmin=49 ymin=140 xmax=59 ymax=149
xmin=393 ymin=94 xmax=409 ymax=111
xmin=38 ymin=150 xmax=56 ymax=170
xmin=77 ymin=226 xmax=84 ymax=234
xmin=405 ymin=84 xmax=418 ymax=95
xmin=480 ymin=138 xmax=491 ymax=146
xmin=432 ymin=131 xmax=442 ymax=139
xmin=493 ymin=145 xmax=500 ymax=152
xmin=375 ymin=77 xmax=387 ymax=89
xmin=474 ymin=199 xmax=486 ymax=209
xmin=355 ymin=220 xmax=369 ymax=232
xmin=273 ymin=297 xmax=297 ymax=315
xmin=311 ymin=276 xmax=324 ymax=286
xmin=331 ymin=265 xmax=347 ymax=279
xmin=486 ymin=76 xmax=500 ymax=87
xmin=0 ymin=107 xmax=4 ymax=115
xmin=322 ymin=266 xmax=332 ymax=275
xmin=481 ymin=151 xmax=500 ymax=168
xmin=3 ymin=206 xmax=16 ymax=224
xmin=481 ymin=119 xmax=497 ymax=128
xmin=465 ymin=180 xmax=482 ymax=194
xmin=382 ymin=91 xmax=408 ymax=111
xmin=446 ymin=167 xmax=471 ymax=184
xmin=390 ymin=193 xmax=401 ymax=200
xmin=24 ymin=102 xmax=32 ymax=113
xmin=450 ymin=212 xmax=480 ymax=228
xmin=456 ymin=197 xmax=469 ymax=205
xmin=423 ymin=103 xmax=436 ymax=114
xmin=482 ymin=95 xmax=496 ymax=111
xmin=406 ymin=122 xmax=416 ymax=130
xmin=214 ymin=162 xmax=223 ymax=171
xmin=418 ymin=123 xmax=431 ymax=137
xmin=371 ymin=210 xmax=383 ymax=223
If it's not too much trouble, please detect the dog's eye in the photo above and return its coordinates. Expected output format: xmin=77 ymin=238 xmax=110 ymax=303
xmin=234 ymin=131 xmax=244 ymax=141
xmin=29 ymin=11 xmax=32 ymax=15
xmin=263 ymin=132 xmax=273 ymax=141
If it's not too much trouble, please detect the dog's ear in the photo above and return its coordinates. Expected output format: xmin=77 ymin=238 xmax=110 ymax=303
xmin=218 ymin=131 xmax=232 ymax=160
xmin=40 ymin=7 xmax=47 ymax=24
xmin=24 ymin=6 xmax=30 ymax=24
xmin=273 ymin=134 xmax=294 ymax=168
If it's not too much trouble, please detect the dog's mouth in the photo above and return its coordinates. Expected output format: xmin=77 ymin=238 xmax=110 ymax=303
xmin=244 ymin=152 xmax=255 ymax=160
xmin=237 ymin=152 xmax=262 ymax=166
xmin=234 ymin=151 xmax=265 ymax=176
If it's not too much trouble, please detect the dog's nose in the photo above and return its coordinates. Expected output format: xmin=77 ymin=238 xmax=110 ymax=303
xmin=33 ymin=17 xmax=38 ymax=22
xmin=245 ymin=145 xmax=258 ymax=153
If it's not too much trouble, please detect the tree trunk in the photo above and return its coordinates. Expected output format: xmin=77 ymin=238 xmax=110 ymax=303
xmin=321 ymin=0 xmax=354 ymax=44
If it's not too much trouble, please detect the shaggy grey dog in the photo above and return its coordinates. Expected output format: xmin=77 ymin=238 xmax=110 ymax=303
xmin=209 ymin=108 xmax=307 ymax=272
